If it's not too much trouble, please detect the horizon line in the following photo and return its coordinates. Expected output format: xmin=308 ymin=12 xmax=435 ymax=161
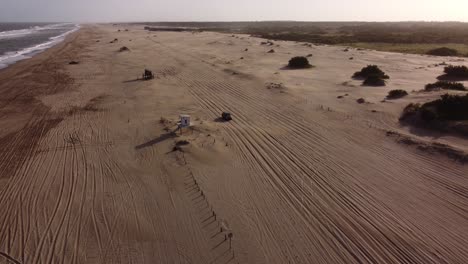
xmin=2 ymin=20 xmax=468 ymax=24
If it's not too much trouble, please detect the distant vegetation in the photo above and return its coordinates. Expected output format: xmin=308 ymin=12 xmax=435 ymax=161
xmin=144 ymin=26 xmax=194 ymax=32
xmin=387 ymin=89 xmax=408 ymax=99
xmin=287 ymin=56 xmax=311 ymax=69
xmin=427 ymin=47 xmax=459 ymax=57
xmin=401 ymin=94 xmax=468 ymax=122
xmin=425 ymin=81 xmax=466 ymax=91
xmin=246 ymin=23 xmax=468 ymax=46
xmin=139 ymin=21 xmax=468 ymax=56
xmin=346 ymin=43 xmax=468 ymax=57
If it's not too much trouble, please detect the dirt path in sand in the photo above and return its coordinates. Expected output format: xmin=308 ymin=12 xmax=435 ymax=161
xmin=0 ymin=25 xmax=467 ymax=264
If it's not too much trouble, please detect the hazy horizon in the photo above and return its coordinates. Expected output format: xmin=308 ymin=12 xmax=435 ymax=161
xmin=3 ymin=20 xmax=468 ymax=24
xmin=1 ymin=0 xmax=468 ymax=23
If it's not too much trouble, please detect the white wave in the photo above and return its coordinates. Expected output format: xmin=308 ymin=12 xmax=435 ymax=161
xmin=0 ymin=28 xmax=34 ymax=39
xmin=35 ymin=23 xmax=74 ymax=31
xmin=0 ymin=23 xmax=74 ymax=39
xmin=0 ymin=24 xmax=80 ymax=69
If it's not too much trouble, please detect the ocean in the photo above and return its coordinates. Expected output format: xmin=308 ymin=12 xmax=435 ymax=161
xmin=0 ymin=23 xmax=80 ymax=69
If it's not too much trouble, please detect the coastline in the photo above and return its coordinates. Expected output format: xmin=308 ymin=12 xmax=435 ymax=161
xmin=0 ymin=23 xmax=81 ymax=69
xmin=0 ymin=27 xmax=82 ymax=76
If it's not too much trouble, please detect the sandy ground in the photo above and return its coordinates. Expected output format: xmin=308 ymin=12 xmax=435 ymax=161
xmin=0 ymin=24 xmax=467 ymax=264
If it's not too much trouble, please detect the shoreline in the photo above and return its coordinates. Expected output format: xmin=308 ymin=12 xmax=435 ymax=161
xmin=0 ymin=23 xmax=81 ymax=70
xmin=0 ymin=27 xmax=81 ymax=75
xmin=0 ymin=25 xmax=91 ymax=143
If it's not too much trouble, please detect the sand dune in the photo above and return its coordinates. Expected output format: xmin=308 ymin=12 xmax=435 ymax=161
xmin=0 ymin=25 xmax=467 ymax=264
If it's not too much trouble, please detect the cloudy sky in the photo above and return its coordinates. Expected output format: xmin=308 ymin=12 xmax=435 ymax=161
xmin=1 ymin=0 xmax=468 ymax=22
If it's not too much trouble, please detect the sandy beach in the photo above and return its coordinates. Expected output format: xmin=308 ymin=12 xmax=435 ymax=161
xmin=0 ymin=24 xmax=467 ymax=264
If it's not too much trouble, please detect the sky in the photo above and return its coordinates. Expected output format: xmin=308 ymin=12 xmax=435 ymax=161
xmin=1 ymin=0 xmax=468 ymax=22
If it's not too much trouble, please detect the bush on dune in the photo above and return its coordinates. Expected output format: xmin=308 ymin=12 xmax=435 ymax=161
xmin=352 ymin=65 xmax=389 ymax=80
xmin=401 ymin=103 xmax=421 ymax=120
xmin=387 ymin=89 xmax=408 ymax=99
xmin=438 ymin=65 xmax=468 ymax=80
xmin=425 ymin=81 xmax=466 ymax=91
xmin=287 ymin=56 xmax=311 ymax=69
xmin=401 ymin=93 xmax=468 ymax=122
xmin=424 ymin=93 xmax=468 ymax=121
xmin=363 ymin=75 xmax=386 ymax=86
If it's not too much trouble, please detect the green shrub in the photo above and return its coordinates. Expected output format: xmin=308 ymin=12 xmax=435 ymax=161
xmin=287 ymin=56 xmax=311 ymax=69
xmin=425 ymin=81 xmax=466 ymax=91
xmin=387 ymin=89 xmax=408 ymax=99
xmin=353 ymin=65 xmax=389 ymax=79
xmin=427 ymin=47 xmax=459 ymax=57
